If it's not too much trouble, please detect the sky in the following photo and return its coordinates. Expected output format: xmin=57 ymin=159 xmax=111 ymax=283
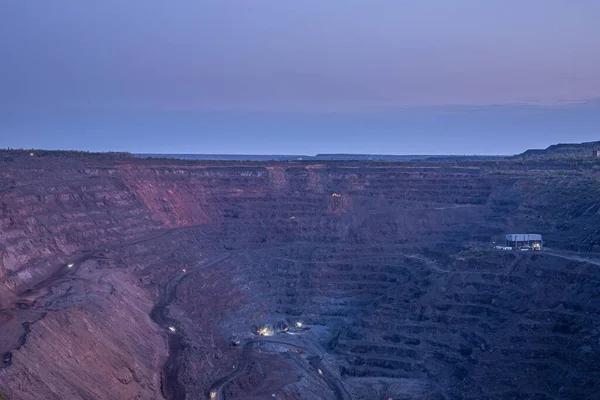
xmin=1 ymin=0 xmax=599 ymax=155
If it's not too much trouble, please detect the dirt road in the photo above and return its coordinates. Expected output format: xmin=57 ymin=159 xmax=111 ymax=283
xmin=150 ymin=254 xmax=231 ymax=400
xmin=544 ymin=249 xmax=600 ymax=267
xmin=18 ymin=224 xmax=209 ymax=297
xmin=207 ymin=337 xmax=351 ymax=400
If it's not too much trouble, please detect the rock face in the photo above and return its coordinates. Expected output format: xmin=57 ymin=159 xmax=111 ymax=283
xmin=0 ymin=271 xmax=166 ymax=400
xmin=1 ymin=151 xmax=600 ymax=399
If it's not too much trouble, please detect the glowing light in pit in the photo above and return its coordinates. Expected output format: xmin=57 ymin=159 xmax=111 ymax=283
xmin=258 ymin=327 xmax=273 ymax=336
xmin=67 ymin=263 xmax=74 ymax=268
xmin=168 ymin=326 xmax=176 ymax=332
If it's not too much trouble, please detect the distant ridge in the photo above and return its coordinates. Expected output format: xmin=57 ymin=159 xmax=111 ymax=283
xmin=517 ymin=141 xmax=600 ymax=158
xmin=1 ymin=149 xmax=134 ymax=159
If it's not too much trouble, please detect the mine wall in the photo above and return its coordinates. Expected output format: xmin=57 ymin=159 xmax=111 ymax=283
xmin=1 ymin=160 xmax=497 ymax=290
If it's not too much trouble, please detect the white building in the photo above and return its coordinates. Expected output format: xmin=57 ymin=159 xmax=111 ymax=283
xmin=505 ymin=233 xmax=543 ymax=249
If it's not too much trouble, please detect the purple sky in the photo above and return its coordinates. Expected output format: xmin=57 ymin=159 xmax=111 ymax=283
xmin=1 ymin=1 xmax=599 ymax=154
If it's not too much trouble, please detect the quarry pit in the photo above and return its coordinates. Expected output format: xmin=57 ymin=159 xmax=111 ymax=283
xmin=1 ymin=151 xmax=600 ymax=399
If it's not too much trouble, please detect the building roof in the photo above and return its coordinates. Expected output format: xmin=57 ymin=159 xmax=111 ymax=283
xmin=506 ymin=233 xmax=542 ymax=241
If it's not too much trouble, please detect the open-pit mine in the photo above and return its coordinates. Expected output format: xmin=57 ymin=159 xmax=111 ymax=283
xmin=1 ymin=149 xmax=599 ymax=399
